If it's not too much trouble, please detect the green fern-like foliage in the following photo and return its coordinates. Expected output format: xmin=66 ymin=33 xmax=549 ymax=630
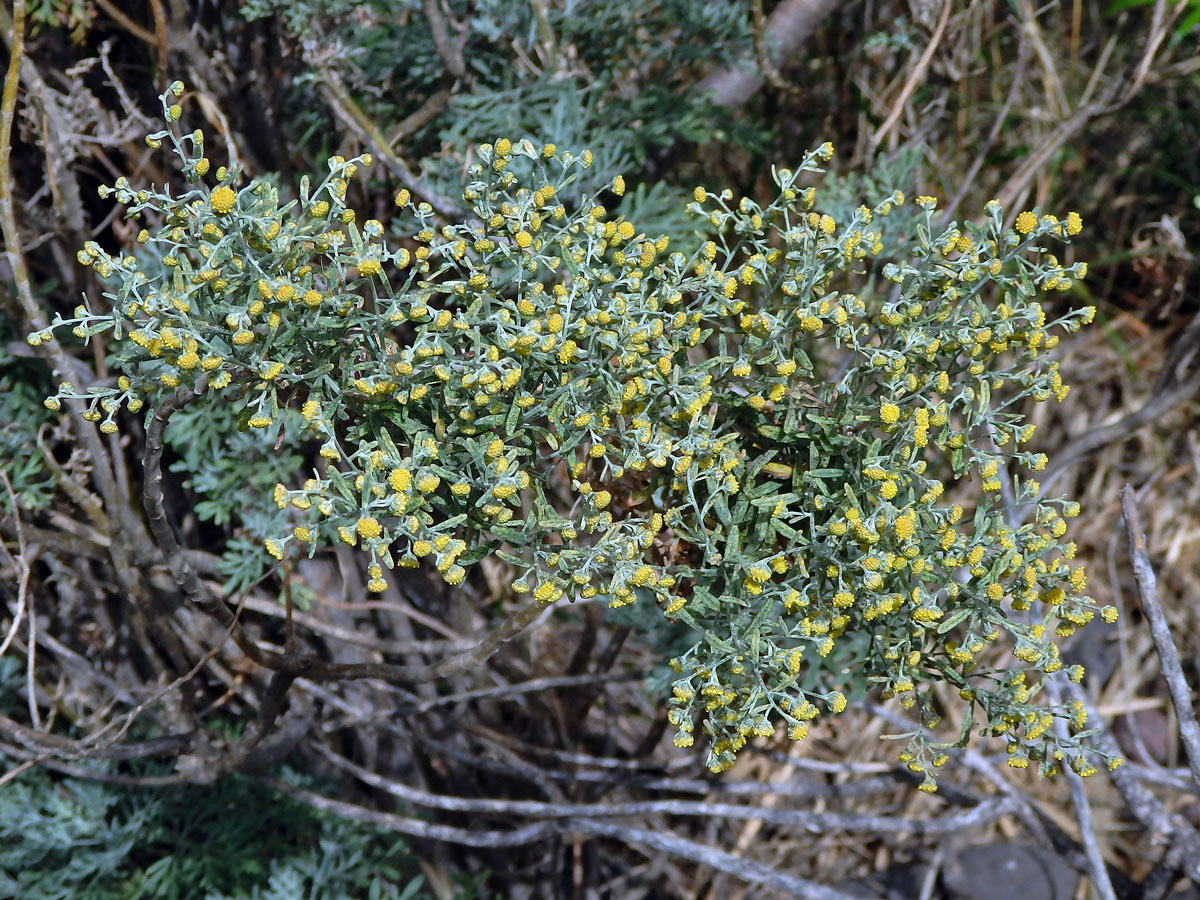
xmin=0 ymin=316 xmax=57 ymax=513
xmin=0 ymin=661 xmax=444 ymax=900
xmin=0 ymin=761 xmax=441 ymax=900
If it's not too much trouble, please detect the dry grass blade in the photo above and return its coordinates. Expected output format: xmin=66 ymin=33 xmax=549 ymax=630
xmin=868 ymin=0 xmax=952 ymax=153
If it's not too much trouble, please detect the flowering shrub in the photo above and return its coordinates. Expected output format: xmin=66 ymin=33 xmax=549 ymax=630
xmin=35 ymin=83 xmax=1120 ymax=784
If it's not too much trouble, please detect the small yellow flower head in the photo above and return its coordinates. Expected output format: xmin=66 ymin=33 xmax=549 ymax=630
xmin=302 ymin=289 xmax=323 ymax=309
xmin=1065 ymin=211 xmax=1083 ymax=236
xmin=356 ymin=516 xmax=383 ymax=541
xmin=533 ymin=581 xmax=561 ymax=603
xmin=265 ymin=539 xmax=285 ymax=560
xmin=383 ymin=466 xmax=411 ymax=493
xmin=879 ymin=402 xmax=900 ymax=425
xmin=358 ymin=258 xmax=382 ymax=277
xmin=1015 ymin=211 xmax=1037 ymax=235
xmin=612 ymin=175 xmax=625 ymax=196
xmin=209 ymin=186 xmax=237 ymax=216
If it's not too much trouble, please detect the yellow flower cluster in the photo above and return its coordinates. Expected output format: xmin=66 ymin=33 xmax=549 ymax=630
xmin=47 ymin=98 xmax=1112 ymax=781
xmin=209 ymin=186 xmax=237 ymax=216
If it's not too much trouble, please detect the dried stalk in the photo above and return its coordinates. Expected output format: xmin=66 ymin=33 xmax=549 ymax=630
xmin=869 ymin=0 xmax=953 ymax=153
xmin=1121 ymin=485 xmax=1200 ymax=787
xmin=318 ymin=742 xmax=1018 ymax=834
xmin=308 ymin=56 xmax=467 ymax=218
xmin=697 ymin=0 xmax=842 ymax=109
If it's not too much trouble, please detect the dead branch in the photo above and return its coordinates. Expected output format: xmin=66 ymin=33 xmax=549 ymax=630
xmin=261 ymin=775 xmax=563 ymax=847
xmin=317 ymin=741 xmax=1018 ymax=834
xmin=1065 ymin=681 xmax=1200 ymax=882
xmin=92 ymin=0 xmax=157 ymax=46
xmin=1121 ymin=485 xmax=1200 ymax=787
xmin=573 ymin=818 xmax=863 ymax=900
xmin=696 ymin=0 xmax=842 ymax=109
xmin=422 ymin=0 xmax=466 ymax=79
xmin=1054 ymin=705 xmax=1118 ymax=900
xmin=0 ymin=713 xmax=193 ymax=760
xmin=0 ymin=473 xmax=31 ymax=661
xmin=750 ymin=0 xmax=802 ymax=97
xmin=305 ymin=49 xmax=468 ymax=218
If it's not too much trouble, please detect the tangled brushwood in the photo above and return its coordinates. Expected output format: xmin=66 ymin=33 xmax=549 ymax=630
xmin=37 ymin=83 xmax=1121 ymax=783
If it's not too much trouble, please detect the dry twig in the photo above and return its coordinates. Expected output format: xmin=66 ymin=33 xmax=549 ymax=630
xmin=1065 ymin=681 xmax=1200 ymax=882
xmin=1121 ymin=484 xmax=1200 ymax=787
xmin=316 ymin=741 xmax=1018 ymax=835
xmin=0 ymin=473 xmax=31 ymax=661
xmin=697 ymin=0 xmax=841 ymax=109
xmin=305 ymin=50 xmax=467 ymax=218
xmin=869 ymin=0 xmax=953 ymax=153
